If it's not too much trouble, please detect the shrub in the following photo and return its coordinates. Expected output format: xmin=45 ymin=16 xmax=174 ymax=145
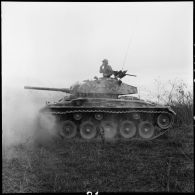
xmin=142 ymin=79 xmax=193 ymax=127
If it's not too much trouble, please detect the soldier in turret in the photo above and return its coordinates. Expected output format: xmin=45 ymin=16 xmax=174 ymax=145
xmin=99 ymin=59 xmax=113 ymax=78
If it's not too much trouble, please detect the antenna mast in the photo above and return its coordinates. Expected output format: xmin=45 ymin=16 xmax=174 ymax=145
xmin=121 ymin=31 xmax=134 ymax=70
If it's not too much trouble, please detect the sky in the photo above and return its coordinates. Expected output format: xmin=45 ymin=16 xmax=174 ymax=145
xmin=2 ymin=2 xmax=193 ymax=98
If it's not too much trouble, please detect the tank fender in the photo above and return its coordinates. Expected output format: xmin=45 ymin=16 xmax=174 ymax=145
xmin=71 ymin=98 xmax=88 ymax=106
xmin=167 ymin=106 xmax=176 ymax=115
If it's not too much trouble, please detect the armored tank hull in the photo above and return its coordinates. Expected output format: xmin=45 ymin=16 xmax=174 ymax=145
xmin=37 ymin=96 xmax=175 ymax=141
xmin=25 ymin=74 xmax=175 ymax=141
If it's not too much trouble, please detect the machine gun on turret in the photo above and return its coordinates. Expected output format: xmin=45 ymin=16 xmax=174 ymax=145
xmin=113 ymin=70 xmax=136 ymax=80
xmin=112 ymin=70 xmax=136 ymax=85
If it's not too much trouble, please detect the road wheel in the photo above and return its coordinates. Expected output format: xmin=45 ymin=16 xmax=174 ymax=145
xmin=138 ymin=121 xmax=154 ymax=139
xmin=119 ymin=120 xmax=136 ymax=138
xmin=101 ymin=120 xmax=117 ymax=139
xmin=60 ymin=120 xmax=77 ymax=139
xmin=157 ymin=113 xmax=173 ymax=129
xmin=80 ymin=121 xmax=97 ymax=139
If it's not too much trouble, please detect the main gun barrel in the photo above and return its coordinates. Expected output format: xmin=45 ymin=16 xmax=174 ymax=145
xmin=24 ymin=86 xmax=71 ymax=93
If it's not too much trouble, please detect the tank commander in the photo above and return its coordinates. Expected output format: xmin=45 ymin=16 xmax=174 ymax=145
xmin=99 ymin=59 xmax=113 ymax=78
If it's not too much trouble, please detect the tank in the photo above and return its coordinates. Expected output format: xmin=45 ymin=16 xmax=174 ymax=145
xmin=24 ymin=64 xmax=176 ymax=141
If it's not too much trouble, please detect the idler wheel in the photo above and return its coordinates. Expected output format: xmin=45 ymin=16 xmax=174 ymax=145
xmin=101 ymin=121 xmax=117 ymax=139
xmin=138 ymin=121 xmax=154 ymax=139
xmin=119 ymin=120 xmax=136 ymax=138
xmin=94 ymin=113 xmax=103 ymax=120
xmin=60 ymin=120 xmax=77 ymax=139
xmin=157 ymin=113 xmax=172 ymax=129
xmin=80 ymin=121 xmax=97 ymax=139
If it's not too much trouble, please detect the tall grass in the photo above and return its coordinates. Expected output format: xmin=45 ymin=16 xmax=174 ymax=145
xmin=144 ymin=79 xmax=193 ymax=127
xmin=171 ymin=102 xmax=193 ymax=127
xmin=165 ymin=81 xmax=192 ymax=127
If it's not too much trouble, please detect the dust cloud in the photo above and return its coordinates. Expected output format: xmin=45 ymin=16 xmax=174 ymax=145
xmin=2 ymin=84 xmax=59 ymax=150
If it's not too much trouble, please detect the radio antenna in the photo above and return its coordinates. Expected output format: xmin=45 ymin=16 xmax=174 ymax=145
xmin=121 ymin=31 xmax=134 ymax=71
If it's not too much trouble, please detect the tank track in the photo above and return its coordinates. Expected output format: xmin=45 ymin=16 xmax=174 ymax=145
xmin=39 ymin=108 xmax=173 ymax=141
xmin=44 ymin=109 xmax=170 ymax=114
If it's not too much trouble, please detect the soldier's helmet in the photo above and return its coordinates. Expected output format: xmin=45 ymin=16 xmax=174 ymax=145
xmin=102 ymin=59 xmax=108 ymax=63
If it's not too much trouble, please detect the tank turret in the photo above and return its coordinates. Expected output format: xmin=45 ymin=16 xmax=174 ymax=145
xmin=24 ymin=76 xmax=137 ymax=98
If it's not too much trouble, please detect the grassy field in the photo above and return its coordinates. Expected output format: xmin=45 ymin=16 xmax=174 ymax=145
xmin=2 ymin=125 xmax=194 ymax=193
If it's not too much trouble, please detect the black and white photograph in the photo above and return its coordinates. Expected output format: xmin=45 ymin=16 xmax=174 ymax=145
xmin=2 ymin=2 xmax=193 ymax=193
